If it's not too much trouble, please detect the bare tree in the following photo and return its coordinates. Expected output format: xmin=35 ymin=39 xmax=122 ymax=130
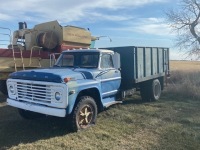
xmin=166 ymin=0 xmax=200 ymax=59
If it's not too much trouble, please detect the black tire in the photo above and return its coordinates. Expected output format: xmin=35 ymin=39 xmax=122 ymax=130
xmin=0 ymin=80 xmax=8 ymax=95
xmin=71 ymin=96 xmax=97 ymax=132
xmin=140 ymin=79 xmax=161 ymax=102
xmin=18 ymin=109 xmax=44 ymax=119
xmin=140 ymin=85 xmax=151 ymax=102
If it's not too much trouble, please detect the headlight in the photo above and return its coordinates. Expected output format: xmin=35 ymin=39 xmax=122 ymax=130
xmin=55 ymin=92 xmax=61 ymax=101
xmin=9 ymin=85 xmax=15 ymax=94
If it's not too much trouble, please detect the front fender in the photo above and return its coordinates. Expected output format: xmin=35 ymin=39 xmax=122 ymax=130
xmin=65 ymin=79 xmax=101 ymax=114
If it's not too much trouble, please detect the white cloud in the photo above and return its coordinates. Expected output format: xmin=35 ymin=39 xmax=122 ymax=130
xmin=134 ymin=18 xmax=176 ymax=37
xmin=0 ymin=13 xmax=12 ymax=21
xmin=134 ymin=23 xmax=171 ymax=36
xmin=89 ymin=12 xmax=133 ymax=21
xmin=106 ymin=17 xmax=175 ymax=37
xmin=0 ymin=0 xmax=167 ymax=23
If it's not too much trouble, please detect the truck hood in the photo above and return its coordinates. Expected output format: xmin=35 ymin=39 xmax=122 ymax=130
xmin=9 ymin=67 xmax=88 ymax=83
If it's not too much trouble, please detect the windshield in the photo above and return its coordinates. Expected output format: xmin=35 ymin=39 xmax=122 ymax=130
xmin=55 ymin=52 xmax=99 ymax=68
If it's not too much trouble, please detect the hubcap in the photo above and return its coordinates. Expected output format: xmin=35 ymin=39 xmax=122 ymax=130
xmin=154 ymin=82 xmax=161 ymax=97
xmin=78 ymin=105 xmax=93 ymax=128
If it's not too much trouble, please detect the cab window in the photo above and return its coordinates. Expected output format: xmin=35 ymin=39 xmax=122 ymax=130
xmin=100 ymin=54 xmax=114 ymax=69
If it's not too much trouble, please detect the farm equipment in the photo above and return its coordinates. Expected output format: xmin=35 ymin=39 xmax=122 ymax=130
xmin=0 ymin=20 xmax=97 ymax=94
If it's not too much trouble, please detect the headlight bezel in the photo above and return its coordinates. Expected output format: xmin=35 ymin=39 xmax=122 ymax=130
xmin=8 ymin=84 xmax=16 ymax=95
xmin=55 ymin=92 xmax=61 ymax=101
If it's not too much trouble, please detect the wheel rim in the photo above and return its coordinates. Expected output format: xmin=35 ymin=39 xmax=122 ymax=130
xmin=154 ymin=82 xmax=161 ymax=98
xmin=78 ymin=104 xmax=93 ymax=128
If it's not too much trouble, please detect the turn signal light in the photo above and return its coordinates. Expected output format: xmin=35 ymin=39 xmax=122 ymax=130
xmin=64 ymin=77 xmax=71 ymax=83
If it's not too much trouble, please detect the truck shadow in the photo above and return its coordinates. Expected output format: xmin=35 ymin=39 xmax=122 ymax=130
xmin=121 ymin=95 xmax=144 ymax=105
xmin=0 ymin=105 xmax=72 ymax=150
xmin=0 ymin=93 xmax=7 ymax=103
xmin=122 ymin=99 xmax=144 ymax=105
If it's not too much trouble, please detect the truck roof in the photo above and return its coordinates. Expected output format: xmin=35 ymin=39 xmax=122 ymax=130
xmin=62 ymin=49 xmax=113 ymax=53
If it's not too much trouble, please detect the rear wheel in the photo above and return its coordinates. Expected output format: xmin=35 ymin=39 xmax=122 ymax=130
xmin=0 ymin=80 xmax=8 ymax=95
xmin=71 ymin=96 xmax=97 ymax=132
xmin=18 ymin=109 xmax=44 ymax=119
xmin=140 ymin=79 xmax=161 ymax=102
xmin=150 ymin=79 xmax=161 ymax=101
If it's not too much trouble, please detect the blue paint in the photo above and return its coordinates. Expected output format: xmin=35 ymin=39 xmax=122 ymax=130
xmin=66 ymin=79 xmax=101 ymax=114
xmin=9 ymin=68 xmax=85 ymax=83
xmin=7 ymin=49 xmax=122 ymax=117
xmin=9 ymin=69 xmax=62 ymax=83
xmin=78 ymin=71 xmax=93 ymax=79
xmin=102 ymin=96 xmax=116 ymax=107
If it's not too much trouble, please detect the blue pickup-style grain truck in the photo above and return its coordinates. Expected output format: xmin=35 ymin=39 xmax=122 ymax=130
xmin=6 ymin=46 xmax=169 ymax=131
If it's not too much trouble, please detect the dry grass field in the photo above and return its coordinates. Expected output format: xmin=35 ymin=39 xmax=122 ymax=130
xmin=170 ymin=60 xmax=200 ymax=71
xmin=0 ymin=60 xmax=200 ymax=150
xmin=169 ymin=61 xmax=200 ymax=99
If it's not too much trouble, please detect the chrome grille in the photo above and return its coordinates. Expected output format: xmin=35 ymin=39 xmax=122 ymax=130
xmin=16 ymin=82 xmax=53 ymax=104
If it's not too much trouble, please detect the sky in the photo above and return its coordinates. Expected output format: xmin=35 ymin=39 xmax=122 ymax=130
xmin=0 ymin=0 xmax=184 ymax=60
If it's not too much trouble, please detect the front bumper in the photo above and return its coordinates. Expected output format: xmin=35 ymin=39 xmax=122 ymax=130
xmin=7 ymin=98 xmax=66 ymax=117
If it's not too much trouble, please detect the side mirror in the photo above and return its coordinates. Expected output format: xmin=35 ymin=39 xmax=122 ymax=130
xmin=112 ymin=52 xmax=121 ymax=69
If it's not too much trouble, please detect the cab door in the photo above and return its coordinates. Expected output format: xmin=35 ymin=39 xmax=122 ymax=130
xmin=100 ymin=53 xmax=121 ymax=98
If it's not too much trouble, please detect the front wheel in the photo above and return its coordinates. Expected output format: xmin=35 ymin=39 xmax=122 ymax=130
xmin=71 ymin=96 xmax=97 ymax=132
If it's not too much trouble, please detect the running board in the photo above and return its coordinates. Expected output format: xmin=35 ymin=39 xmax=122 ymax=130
xmin=104 ymin=101 xmax=122 ymax=108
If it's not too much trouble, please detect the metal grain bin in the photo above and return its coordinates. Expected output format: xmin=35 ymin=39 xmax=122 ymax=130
xmin=105 ymin=46 xmax=169 ymax=90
